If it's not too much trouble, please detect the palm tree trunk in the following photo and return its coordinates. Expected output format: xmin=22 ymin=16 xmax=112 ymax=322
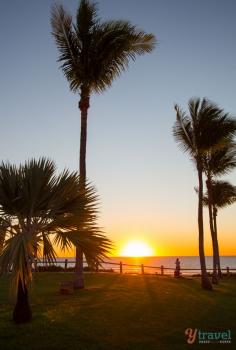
xmin=79 ymin=95 xmax=89 ymax=181
xmin=74 ymin=88 xmax=90 ymax=289
xmin=74 ymin=245 xmax=84 ymax=288
xmin=206 ymin=178 xmax=218 ymax=284
xmin=13 ymin=278 xmax=32 ymax=323
xmin=197 ymin=164 xmax=212 ymax=290
xmin=213 ymin=206 xmax=222 ymax=278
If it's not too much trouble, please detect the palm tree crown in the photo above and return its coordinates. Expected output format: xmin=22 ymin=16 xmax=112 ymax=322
xmin=204 ymin=181 xmax=236 ymax=209
xmin=51 ymin=0 xmax=156 ymax=95
xmin=203 ymin=143 xmax=236 ymax=178
xmin=174 ymin=98 xmax=236 ymax=162
xmin=0 ymin=158 xmax=111 ymax=282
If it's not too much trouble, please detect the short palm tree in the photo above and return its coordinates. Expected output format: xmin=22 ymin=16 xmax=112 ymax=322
xmin=173 ymin=98 xmax=236 ymax=290
xmin=203 ymin=180 xmax=236 ymax=277
xmin=51 ymin=0 xmax=156 ymax=288
xmin=203 ymin=143 xmax=236 ymax=281
xmin=0 ymin=158 xmax=111 ymax=323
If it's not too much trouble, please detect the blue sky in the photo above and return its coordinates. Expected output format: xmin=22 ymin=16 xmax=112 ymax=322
xmin=0 ymin=0 xmax=236 ymax=255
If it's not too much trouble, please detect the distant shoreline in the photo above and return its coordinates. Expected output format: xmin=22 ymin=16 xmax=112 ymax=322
xmin=57 ymin=255 xmax=236 ymax=258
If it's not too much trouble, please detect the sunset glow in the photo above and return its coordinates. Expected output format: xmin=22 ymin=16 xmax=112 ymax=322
xmin=120 ymin=241 xmax=154 ymax=257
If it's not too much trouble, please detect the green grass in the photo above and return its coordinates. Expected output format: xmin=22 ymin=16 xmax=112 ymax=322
xmin=0 ymin=273 xmax=236 ymax=350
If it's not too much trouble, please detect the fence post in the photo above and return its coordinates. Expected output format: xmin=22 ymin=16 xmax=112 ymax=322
xmin=120 ymin=261 xmax=123 ymax=274
xmin=65 ymin=259 xmax=68 ymax=271
xmin=227 ymin=267 xmax=230 ymax=276
xmin=161 ymin=265 xmax=164 ymax=275
xmin=141 ymin=264 xmax=144 ymax=275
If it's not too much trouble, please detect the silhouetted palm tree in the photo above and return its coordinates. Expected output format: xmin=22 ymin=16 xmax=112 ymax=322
xmin=0 ymin=158 xmax=111 ymax=323
xmin=203 ymin=180 xmax=236 ymax=277
xmin=51 ymin=0 xmax=156 ymax=288
xmin=173 ymin=98 xmax=236 ymax=290
xmin=203 ymin=144 xmax=236 ymax=282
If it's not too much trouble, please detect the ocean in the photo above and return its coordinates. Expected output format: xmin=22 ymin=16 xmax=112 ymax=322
xmin=55 ymin=256 xmax=236 ymax=275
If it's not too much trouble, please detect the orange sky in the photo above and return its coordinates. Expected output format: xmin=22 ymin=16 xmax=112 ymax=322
xmin=57 ymin=213 xmax=236 ymax=257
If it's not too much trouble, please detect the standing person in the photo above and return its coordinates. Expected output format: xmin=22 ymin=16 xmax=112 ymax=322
xmin=175 ymin=258 xmax=181 ymax=277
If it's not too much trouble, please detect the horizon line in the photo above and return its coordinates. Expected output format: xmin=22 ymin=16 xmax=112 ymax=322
xmin=56 ymin=255 xmax=236 ymax=258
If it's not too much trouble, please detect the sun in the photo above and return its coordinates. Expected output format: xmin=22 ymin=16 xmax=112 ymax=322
xmin=120 ymin=240 xmax=154 ymax=257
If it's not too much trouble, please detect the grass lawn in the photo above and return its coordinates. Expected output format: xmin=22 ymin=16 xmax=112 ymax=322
xmin=0 ymin=273 xmax=235 ymax=350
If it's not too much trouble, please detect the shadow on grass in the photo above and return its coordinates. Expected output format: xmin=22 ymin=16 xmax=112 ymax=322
xmin=1 ymin=273 xmax=236 ymax=350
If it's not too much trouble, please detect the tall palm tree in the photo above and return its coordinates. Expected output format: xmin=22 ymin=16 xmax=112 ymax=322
xmin=0 ymin=158 xmax=111 ymax=323
xmin=203 ymin=180 xmax=236 ymax=277
xmin=203 ymin=144 xmax=236 ymax=282
xmin=173 ymin=98 xmax=236 ymax=290
xmin=51 ymin=0 xmax=156 ymax=288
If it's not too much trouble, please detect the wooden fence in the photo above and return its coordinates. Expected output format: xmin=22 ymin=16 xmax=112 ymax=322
xmin=34 ymin=259 xmax=236 ymax=276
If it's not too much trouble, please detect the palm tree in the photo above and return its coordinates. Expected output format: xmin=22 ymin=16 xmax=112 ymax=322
xmin=173 ymin=98 xmax=236 ymax=290
xmin=203 ymin=144 xmax=236 ymax=282
xmin=203 ymin=180 xmax=236 ymax=278
xmin=0 ymin=158 xmax=111 ymax=323
xmin=51 ymin=0 xmax=156 ymax=288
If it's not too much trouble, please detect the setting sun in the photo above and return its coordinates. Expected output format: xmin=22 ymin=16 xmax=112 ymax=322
xmin=120 ymin=240 xmax=154 ymax=257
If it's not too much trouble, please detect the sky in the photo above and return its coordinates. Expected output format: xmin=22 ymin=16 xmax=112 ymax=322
xmin=0 ymin=0 xmax=236 ymax=256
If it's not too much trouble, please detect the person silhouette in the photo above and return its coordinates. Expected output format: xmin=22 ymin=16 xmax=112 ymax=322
xmin=174 ymin=258 xmax=181 ymax=277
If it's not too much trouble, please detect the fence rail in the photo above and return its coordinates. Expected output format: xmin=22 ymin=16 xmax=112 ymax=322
xmin=33 ymin=259 xmax=236 ymax=276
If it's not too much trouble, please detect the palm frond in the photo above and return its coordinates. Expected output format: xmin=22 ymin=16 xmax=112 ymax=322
xmin=0 ymin=231 xmax=35 ymax=291
xmin=41 ymin=234 xmax=57 ymax=264
xmin=173 ymin=104 xmax=195 ymax=156
xmin=0 ymin=216 xmax=10 ymax=252
xmin=196 ymin=99 xmax=236 ymax=152
xmin=76 ymin=0 xmax=99 ymax=36
xmin=0 ymin=158 xmax=110 ymax=292
xmin=51 ymin=4 xmax=81 ymax=90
